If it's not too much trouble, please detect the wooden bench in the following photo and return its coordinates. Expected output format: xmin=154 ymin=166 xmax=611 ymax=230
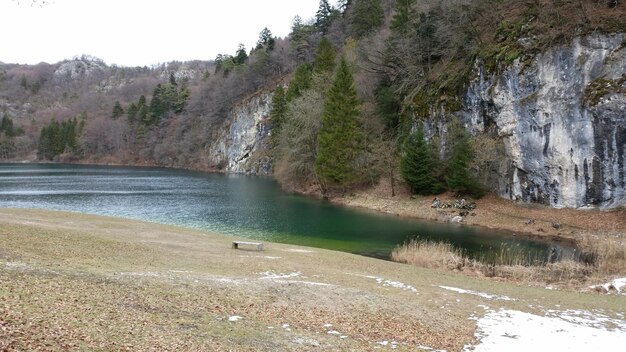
xmin=231 ymin=241 xmax=264 ymax=251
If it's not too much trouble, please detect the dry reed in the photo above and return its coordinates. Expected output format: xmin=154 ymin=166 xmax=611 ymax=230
xmin=392 ymin=236 xmax=626 ymax=287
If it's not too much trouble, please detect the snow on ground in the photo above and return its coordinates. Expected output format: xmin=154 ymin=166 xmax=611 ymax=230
xmin=589 ymin=277 xmax=626 ymax=295
xmin=464 ymin=308 xmax=626 ymax=351
xmin=439 ymin=286 xmax=516 ymax=301
xmin=228 ymin=315 xmax=242 ymax=322
xmin=258 ymin=271 xmax=301 ymax=279
xmin=351 ymin=274 xmax=419 ymax=293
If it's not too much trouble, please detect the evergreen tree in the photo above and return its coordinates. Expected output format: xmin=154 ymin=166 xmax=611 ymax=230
xmin=111 ymin=101 xmax=124 ymax=119
xmin=390 ymin=0 xmax=416 ymax=34
xmin=315 ymin=0 xmax=333 ymax=34
xmin=233 ymin=44 xmax=248 ymax=65
xmin=445 ymin=129 xmax=483 ymax=197
xmin=400 ymin=125 xmax=438 ymax=194
xmin=375 ymin=81 xmax=401 ymax=132
xmin=269 ymin=86 xmax=287 ymax=145
xmin=350 ymin=0 xmax=384 ymax=38
xmin=313 ymin=37 xmax=336 ymax=74
xmin=315 ymin=58 xmax=364 ymax=191
xmin=256 ymin=27 xmax=275 ymax=51
xmin=148 ymin=84 xmax=165 ymax=124
xmin=175 ymin=78 xmax=190 ymax=113
xmin=127 ymin=102 xmax=138 ymax=123
xmin=285 ymin=64 xmax=312 ymax=101
xmin=0 ymin=113 xmax=15 ymax=137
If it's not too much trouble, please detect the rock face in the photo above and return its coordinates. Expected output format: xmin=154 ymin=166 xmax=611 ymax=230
xmin=52 ymin=56 xmax=107 ymax=83
xmin=461 ymin=33 xmax=626 ymax=209
xmin=208 ymin=92 xmax=273 ymax=175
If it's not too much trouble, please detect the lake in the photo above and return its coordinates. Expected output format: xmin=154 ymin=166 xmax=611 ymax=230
xmin=0 ymin=163 xmax=565 ymax=260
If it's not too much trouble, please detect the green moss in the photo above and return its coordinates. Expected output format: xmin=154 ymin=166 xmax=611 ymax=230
xmin=583 ymin=75 xmax=626 ymax=107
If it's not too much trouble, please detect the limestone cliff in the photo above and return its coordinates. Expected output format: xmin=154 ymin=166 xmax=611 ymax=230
xmin=208 ymin=92 xmax=273 ymax=175
xmin=460 ymin=33 xmax=625 ymax=209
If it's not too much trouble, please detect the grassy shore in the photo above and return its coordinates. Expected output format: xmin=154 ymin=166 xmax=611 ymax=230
xmin=1 ymin=208 xmax=624 ymax=351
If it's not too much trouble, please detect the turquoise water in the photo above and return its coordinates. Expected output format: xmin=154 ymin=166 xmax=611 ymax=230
xmin=0 ymin=163 xmax=564 ymax=260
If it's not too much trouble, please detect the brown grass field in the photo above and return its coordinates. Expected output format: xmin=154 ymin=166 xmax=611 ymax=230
xmin=1 ymin=208 xmax=624 ymax=351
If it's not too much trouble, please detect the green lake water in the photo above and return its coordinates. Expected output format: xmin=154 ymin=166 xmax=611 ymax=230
xmin=0 ymin=163 xmax=568 ymax=260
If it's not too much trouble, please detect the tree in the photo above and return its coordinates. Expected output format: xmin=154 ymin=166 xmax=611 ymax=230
xmin=390 ymin=0 xmax=416 ymax=34
xmin=111 ymin=101 xmax=124 ymax=119
xmin=1 ymin=114 xmax=15 ymax=137
xmin=269 ymin=86 xmax=287 ymax=145
xmin=315 ymin=58 xmax=364 ymax=192
xmin=313 ymin=37 xmax=336 ymax=74
xmin=400 ymin=125 xmax=439 ymax=194
xmin=233 ymin=44 xmax=248 ymax=65
xmin=256 ymin=27 xmax=275 ymax=51
xmin=285 ymin=63 xmax=312 ymax=101
xmin=315 ymin=0 xmax=333 ymax=34
xmin=445 ymin=128 xmax=483 ymax=197
xmin=350 ymin=0 xmax=384 ymax=38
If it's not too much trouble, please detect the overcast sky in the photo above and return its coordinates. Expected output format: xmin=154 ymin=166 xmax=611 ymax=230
xmin=0 ymin=0 xmax=325 ymax=67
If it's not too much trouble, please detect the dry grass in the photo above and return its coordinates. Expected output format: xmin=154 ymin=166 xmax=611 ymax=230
xmin=391 ymin=239 xmax=466 ymax=271
xmin=1 ymin=209 xmax=624 ymax=351
xmin=392 ymin=237 xmax=625 ymax=288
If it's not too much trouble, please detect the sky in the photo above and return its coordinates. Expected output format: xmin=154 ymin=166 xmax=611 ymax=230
xmin=0 ymin=0 xmax=324 ymax=67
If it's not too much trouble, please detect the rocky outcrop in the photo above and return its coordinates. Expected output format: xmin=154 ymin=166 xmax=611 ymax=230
xmin=208 ymin=92 xmax=273 ymax=175
xmin=52 ymin=56 xmax=107 ymax=83
xmin=461 ymin=34 xmax=626 ymax=209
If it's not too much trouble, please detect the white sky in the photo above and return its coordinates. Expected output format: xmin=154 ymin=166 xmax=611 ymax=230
xmin=0 ymin=0 xmax=324 ymax=66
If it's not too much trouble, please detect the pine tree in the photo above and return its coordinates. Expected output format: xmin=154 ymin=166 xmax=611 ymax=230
xmin=315 ymin=0 xmax=333 ymax=34
xmin=390 ymin=0 xmax=416 ymax=34
xmin=313 ymin=37 xmax=336 ymax=74
xmin=256 ymin=27 xmax=275 ymax=50
xmin=269 ymin=86 xmax=287 ymax=145
xmin=315 ymin=58 xmax=364 ymax=191
xmin=285 ymin=64 xmax=312 ymax=101
xmin=175 ymin=78 xmax=190 ymax=113
xmin=233 ymin=44 xmax=248 ymax=65
xmin=400 ymin=125 xmax=438 ymax=194
xmin=1 ymin=114 xmax=15 ymax=137
xmin=127 ymin=102 xmax=138 ymax=123
xmin=111 ymin=101 xmax=124 ymax=119
xmin=350 ymin=0 xmax=384 ymax=38
xmin=445 ymin=130 xmax=483 ymax=197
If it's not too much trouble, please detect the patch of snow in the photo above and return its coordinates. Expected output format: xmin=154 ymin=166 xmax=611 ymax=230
xmin=378 ymin=340 xmax=389 ymax=346
xmin=589 ymin=277 xmax=626 ymax=295
xmin=228 ymin=315 xmax=242 ymax=322
xmin=353 ymin=274 xmax=419 ymax=293
xmin=544 ymin=309 xmax=626 ymax=330
xmin=416 ymin=344 xmax=446 ymax=351
xmin=327 ymin=330 xmax=341 ymax=335
xmin=464 ymin=309 xmax=626 ymax=352
xmin=439 ymin=286 xmax=516 ymax=301
xmin=258 ymin=271 xmax=301 ymax=280
xmin=340 ymin=335 xmax=348 ymax=339
xmin=323 ymin=323 xmax=333 ymax=328
xmin=4 ymin=262 xmax=31 ymax=270
xmin=274 ymin=280 xmax=333 ymax=286
xmin=169 ymin=270 xmax=192 ymax=273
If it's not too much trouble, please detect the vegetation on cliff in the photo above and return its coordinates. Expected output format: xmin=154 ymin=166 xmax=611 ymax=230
xmin=0 ymin=0 xmax=624 ymax=197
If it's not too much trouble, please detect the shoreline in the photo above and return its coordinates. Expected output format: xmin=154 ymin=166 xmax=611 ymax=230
xmin=327 ymin=180 xmax=626 ymax=246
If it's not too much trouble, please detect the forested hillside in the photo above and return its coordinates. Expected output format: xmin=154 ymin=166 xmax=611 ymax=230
xmin=1 ymin=0 xmax=625 ymax=207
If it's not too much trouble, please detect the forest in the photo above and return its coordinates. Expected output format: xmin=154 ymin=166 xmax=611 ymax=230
xmin=0 ymin=0 xmax=624 ymax=197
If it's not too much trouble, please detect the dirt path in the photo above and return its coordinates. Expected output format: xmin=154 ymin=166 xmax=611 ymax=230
xmin=1 ymin=209 xmax=624 ymax=351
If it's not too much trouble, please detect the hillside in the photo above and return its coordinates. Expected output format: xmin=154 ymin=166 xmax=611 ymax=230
xmin=1 ymin=0 xmax=625 ymax=209
xmin=1 ymin=209 xmax=624 ymax=351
